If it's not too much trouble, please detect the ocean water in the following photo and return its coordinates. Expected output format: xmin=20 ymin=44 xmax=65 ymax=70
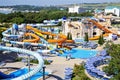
xmin=0 ymin=10 xmax=12 ymax=14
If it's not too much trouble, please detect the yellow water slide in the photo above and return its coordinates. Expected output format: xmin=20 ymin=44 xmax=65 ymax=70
xmin=35 ymin=32 xmax=45 ymax=38
xmin=89 ymin=33 xmax=109 ymax=40
xmin=26 ymin=25 xmax=67 ymax=45
xmin=23 ymin=33 xmax=40 ymax=43
xmin=26 ymin=26 xmax=45 ymax=38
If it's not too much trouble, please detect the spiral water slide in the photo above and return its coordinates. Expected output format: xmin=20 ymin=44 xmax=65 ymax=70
xmin=23 ymin=33 xmax=40 ymax=43
xmin=2 ymin=28 xmax=47 ymax=47
xmin=26 ymin=25 xmax=74 ymax=45
xmin=88 ymin=19 xmax=115 ymax=40
xmin=0 ymin=46 xmax=44 ymax=80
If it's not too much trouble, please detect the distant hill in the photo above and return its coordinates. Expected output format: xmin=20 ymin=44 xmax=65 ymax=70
xmin=57 ymin=2 xmax=120 ymax=10
xmin=0 ymin=2 xmax=120 ymax=11
xmin=0 ymin=5 xmax=67 ymax=11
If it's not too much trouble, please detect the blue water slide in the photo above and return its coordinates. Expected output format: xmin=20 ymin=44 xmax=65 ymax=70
xmin=40 ymin=37 xmax=48 ymax=44
xmin=3 ymin=25 xmax=46 ymax=46
xmin=2 ymin=27 xmax=48 ymax=47
xmin=37 ymin=50 xmax=51 ymax=53
xmin=0 ymin=46 xmax=44 ymax=80
xmin=2 ymin=28 xmax=24 ymax=38
xmin=2 ymin=37 xmax=47 ymax=47
xmin=13 ymin=24 xmax=18 ymax=31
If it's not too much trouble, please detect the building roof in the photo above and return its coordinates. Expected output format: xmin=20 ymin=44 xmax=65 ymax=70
xmin=95 ymin=9 xmax=103 ymax=13
xmin=105 ymin=6 xmax=120 ymax=9
xmin=79 ymin=8 xmax=88 ymax=12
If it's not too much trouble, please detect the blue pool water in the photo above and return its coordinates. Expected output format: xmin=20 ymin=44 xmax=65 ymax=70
xmin=9 ymin=68 xmax=49 ymax=80
xmin=60 ymin=48 xmax=98 ymax=59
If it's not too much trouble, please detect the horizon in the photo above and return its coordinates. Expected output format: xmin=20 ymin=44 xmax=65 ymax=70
xmin=0 ymin=2 xmax=119 ymax=7
xmin=0 ymin=0 xmax=119 ymax=6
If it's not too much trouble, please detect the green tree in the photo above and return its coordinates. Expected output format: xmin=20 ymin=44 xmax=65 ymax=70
xmin=34 ymin=10 xmax=48 ymax=23
xmin=52 ymin=36 xmax=54 ymax=39
xmin=48 ymin=11 xmax=67 ymax=19
xmin=24 ymin=12 xmax=37 ymax=23
xmin=2 ymin=23 xmax=10 ymax=28
xmin=46 ymin=35 xmax=49 ymax=40
xmin=67 ymin=32 xmax=70 ymax=40
xmin=11 ymin=17 xmax=24 ymax=24
xmin=103 ymin=44 xmax=120 ymax=79
xmin=84 ymin=33 xmax=89 ymax=42
xmin=0 ymin=13 xmax=7 ymax=23
xmin=57 ymin=21 xmax=62 ymax=26
xmin=104 ymin=41 xmax=112 ymax=49
xmin=0 ymin=8 xmax=94 ymax=23
xmin=58 ymin=29 xmax=61 ymax=33
xmin=69 ymin=32 xmax=72 ymax=40
xmin=0 ymin=31 xmax=3 ymax=42
xmin=67 ymin=32 xmax=72 ymax=40
xmin=72 ymin=64 xmax=90 ymax=80
xmin=98 ymin=34 xmax=104 ymax=45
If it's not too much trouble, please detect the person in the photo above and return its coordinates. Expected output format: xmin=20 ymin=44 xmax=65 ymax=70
xmin=67 ymin=53 xmax=71 ymax=61
xmin=69 ymin=53 xmax=71 ymax=60
xmin=66 ymin=55 xmax=68 ymax=60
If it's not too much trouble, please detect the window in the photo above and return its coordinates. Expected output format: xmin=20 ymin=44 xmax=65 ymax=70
xmin=114 ymin=9 xmax=116 ymax=14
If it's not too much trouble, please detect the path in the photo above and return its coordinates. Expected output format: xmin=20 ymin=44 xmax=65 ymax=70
xmin=45 ymin=56 xmax=86 ymax=80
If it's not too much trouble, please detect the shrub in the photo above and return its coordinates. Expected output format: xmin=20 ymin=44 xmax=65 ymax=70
xmin=52 ymin=36 xmax=54 ymax=39
xmin=67 ymin=32 xmax=73 ymax=40
xmin=69 ymin=33 xmax=72 ymax=40
xmin=15 ymin=57 xmax=22 ymax=62
xmin=30 ymin=59 xmax=38 ymax=64
xmin=103 ymin=44 xmax=120 ymax=79
xmin=98 ymin=34 xmax=104 ymax=45
xmin=72 ymin=64 xmax=90 ymax=80
xmin=57 ymin=21 xmax=62 ymax=26
xmin=44 ymin=59 xmax=50 ymax=65
xmin=46 ymin=35 xmax=49 ymax=40
xmin=84 ymin=32 xmax=89 ymax=42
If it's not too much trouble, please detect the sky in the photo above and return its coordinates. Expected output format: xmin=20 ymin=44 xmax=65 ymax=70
xmin=0 ymin=0 xmax=119 ymax=6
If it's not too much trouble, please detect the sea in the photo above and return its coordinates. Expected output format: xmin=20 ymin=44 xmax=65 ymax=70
xmin=0 ymin=10 xmax=12 ymax=14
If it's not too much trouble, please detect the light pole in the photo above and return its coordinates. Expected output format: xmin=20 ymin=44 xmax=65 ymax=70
xmin=28 ymin=52 xmax=30 ymax=71
xmin=56 ymin=33 xmax=58 ymax=48
xmin=27 ymin=46 xmax=31 ymax=80
xmin=28 ymin=30 xmax=31 ymax=80
xmin=43 ymin=65 xmax=46 ymax=80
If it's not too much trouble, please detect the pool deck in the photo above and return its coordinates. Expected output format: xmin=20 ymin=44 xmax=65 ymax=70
xmin=42 ymin=45 xmax=104 ymax=80
xmin=0 ymin=45 xmax=105 ymax=80
xmin=45 ymin=56 xmax=86 ymax=80
xmin=0 ymin=56 xmax=86 ymax=80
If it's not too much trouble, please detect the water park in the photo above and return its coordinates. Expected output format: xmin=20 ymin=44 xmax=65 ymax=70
xmin=0 ymin=13 xmax=120 ymax=80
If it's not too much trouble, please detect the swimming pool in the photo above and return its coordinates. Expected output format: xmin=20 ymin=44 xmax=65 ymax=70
xmin=60 ymin=48 xmax=98 ymax=59
xmin=9 ymin=68 xmax=49 ymax=80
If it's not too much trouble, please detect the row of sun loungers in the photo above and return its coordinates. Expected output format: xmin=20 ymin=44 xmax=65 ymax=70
xmin=85 ymin=50 xmax=111 ymax=80
xmin=64 ymin=67 xmax=73 ymax=80
xmin=74 ymin=38 xmax=98 ymax=49
xmin=99 ymin=49 xmax=107 ymax=56
xmin=81 ymin=41 xmax=98 ymax=49
xmin=0 ymin=61 xmax=6 ymax=67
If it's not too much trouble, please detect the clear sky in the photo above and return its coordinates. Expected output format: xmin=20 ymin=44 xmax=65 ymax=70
xmin=0 ymin=0 xmax=119 ymax=6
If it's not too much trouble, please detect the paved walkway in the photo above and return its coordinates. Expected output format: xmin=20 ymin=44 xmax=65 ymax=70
xmin=45 ymin=56 xmax=86 ymax=80
xmin=0 ymin=53 xmax=86 ymax=80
